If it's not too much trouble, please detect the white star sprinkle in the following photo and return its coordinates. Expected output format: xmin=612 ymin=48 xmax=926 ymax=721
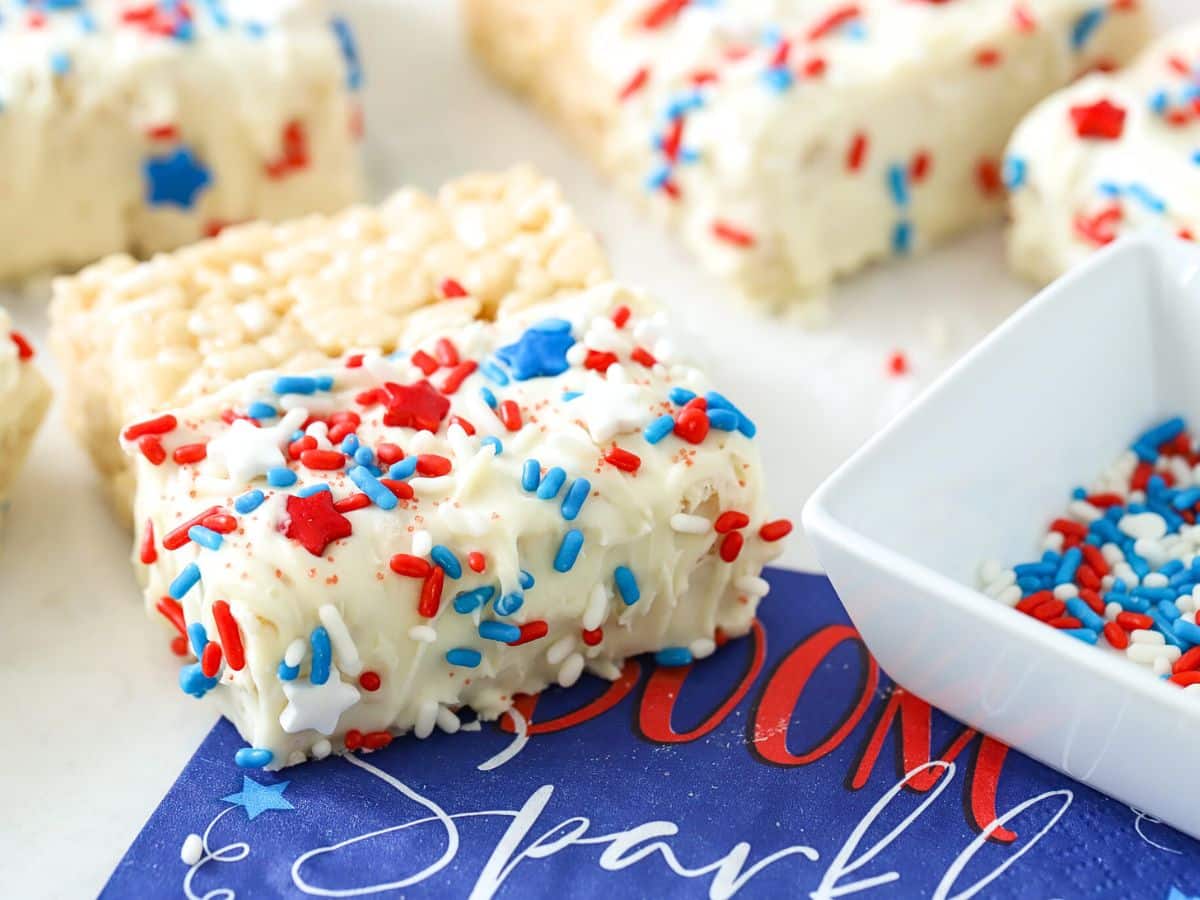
xmin=571 ymin=367 xmax=653 ymax=443
xmin=207 ymin=408 xmax=307 ymax=484
xmin=279 ymin=668 xmax=361 ymax=736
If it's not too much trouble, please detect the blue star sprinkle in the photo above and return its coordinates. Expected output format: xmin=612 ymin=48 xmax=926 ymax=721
xmin=143 ymin=146 xmax=212 ymax=210
xmin=222 ymin=776 xmax=294 ymax=821
xmin=493 ymin=319 xmax=575 ymax=381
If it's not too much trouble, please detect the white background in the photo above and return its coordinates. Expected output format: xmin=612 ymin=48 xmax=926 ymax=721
xmin=1 ymin=1 xmax=1192 ymax=895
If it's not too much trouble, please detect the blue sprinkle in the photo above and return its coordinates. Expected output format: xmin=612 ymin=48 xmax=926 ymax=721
xmin=1128 ymin=183 xmax=1166 ymax=214
xmin=446 ymin=648 xmax=482 ymax=668
xmin=297 ymin=483 xmax=331 ymax=498
xmin=1065 ymin=598 xmax=1105 ymax=632
xmin=315 ymin=374 xmax=335 ymax=391
xmin=1002 ymin=156 xmax=1027 ymax=191
xmin=1149 ymin=89 xmax=1170 ymax=116
xmin=887 ymin=164 xmax=909 ymax=207
xmin=341 ymin=434 xmax=361 ymax=455
xmin=267 ymin=467 xmax=297 ymax=488
xmin=1063 ymin=628 xmax=1100 ymax=645
xmin=479 ymin=621 xmax=521 ymax=643
xmin=273 ymin=375 xmax=318 ymax=395
xmin=708 ymin=409 xmax=739 ymax=431
xmin=188 ymin=525 xmax=223 ymax=551
xmin=1152 ymin=612 xmax=1184 ymax=648
xmin=234 ymin=748 xmax=274 ymax=769
xmin=615 ymin=566 xmax=640 ymax=605
xmin=495 ymin=591 xmax=524 ymax=616
xmin=454 ymin=586 xmax=495 ymax=614
xmin=354 ymin=446 xmax=375 ymax=466
xmin=235 ymin=490 xmax=265 ymax=514
xmin=1174 ymin=618 xmax=1200 ymax=645
xmin=522 ymin=459 xmax=541 ymax=491
xmin=669 ymin=387 xmax=697 ymax=406
xmin=1158 ymin=599 xmax=1183 ymax=622
xmin=562 ymin=391 xmax=583 ymax=401
xmin=645 ymin=165 xmax=673 ymax=192
xmin=1134 ymin=417 xmax=1184 ymax=458
xmin=246 ymin=401 xmax=278 ymax=420
xmin=892 ymin=221 xmax=913 ymax=255
xmin=350 ymin=465 xmax=397 ymax=510
xmin=179 ymin=663 xmax=219 ymax=698
xmin=187 ymin=622 xmax=208 ymax=657
xmin=761 ymin=66 xmax=793 ymax=93
xmin=537 ymin=467 xmax=567 ymax=500
xmin=1174 ymin=487 xmax=1200 ymax=510
xmin=655 ymin=647 xmax=693 ymax=667
xmin=277 ymin=660 xmax=300 ymax=681
xmin=644 ymin=414 xmax=675 ymax=444
xmin=331 ymin=17 xmax=364 ymax=91
xmin=554 ymin=529 xmax=585 ymax=572
xmin=169 ymin=563 xmax=201 ymax=600
xmin=143 ymin=146 xmax=211 ymax=210
xmin=389 ymin=457 xmax=417 ymax=480
xmin=431 ymin=545 xmax=462 ymax=579
xmin=49 ymin=51 xmax=71 ymax=76
xmin=481 ymin=436 xmax=503 ymax=456
xmin=77 ymin=11 xmax=97 ymax=33
xmin=291 ymin=430 xmax=306 ymax=442
xmin=480 ymin=360 xmax=511 ymax=386
xmin=1193 ymin=150 xmax=1200 ymax=166
xmin=519 ymin=569 xmax=535 ymax=590
xmin=1055 ymin=547 xmax=1082 ymax=585
xmin=480 ymin=386 xmax=498 ymax=408
xmin=561 ymin=478 xmax=591 ymax=521
xmin=310 ymin=627 xmax=332 ymax=685
xmin=1070 ymin=8 xmax=1104 ymax=51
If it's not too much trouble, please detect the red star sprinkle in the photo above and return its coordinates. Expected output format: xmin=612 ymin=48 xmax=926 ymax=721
xmin=284 ymin=492 xmax=353 ymax=557
xmin=1069 ymin=99 xmax=1126 ymax=140
xmin=382 ymin=379 xmax=451 ymax=431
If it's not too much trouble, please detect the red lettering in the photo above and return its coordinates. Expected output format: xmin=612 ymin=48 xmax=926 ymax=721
xmin=499 ymin=659 xmax=641 ymax=735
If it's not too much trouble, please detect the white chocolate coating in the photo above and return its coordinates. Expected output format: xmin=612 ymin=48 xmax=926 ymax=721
xmin=1006 ymin=22 xmax=1200 ymax=285
xmin=0 ymin=0 xmax=363 ymax=281
xmin=124 ymin=284 xmax=787 ymax=769
xmin=0 ymin=308 xmax=51 ymax=502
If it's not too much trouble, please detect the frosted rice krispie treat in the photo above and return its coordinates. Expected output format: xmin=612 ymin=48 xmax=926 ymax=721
xmin=124 ymin=283 xmax=791 ymax=769
xmin=1005 ymin=23 xmax=1200 ymax=285
xmin=465 ymin=0 xmax=1151 ymax=307
xmin=0 ymin=0 xmax=364 ymax=281
xmin=0 ymin=310 xmax=51 ymax=502
xmin=49 ymin=168 xmax=610 ymax=521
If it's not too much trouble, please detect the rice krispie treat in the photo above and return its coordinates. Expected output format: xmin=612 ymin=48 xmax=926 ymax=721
xmin=0 ymin=310 xmax=51 ymax=502
xmin=1005 ymin=23 xmax=1200 ymax=285
xmin=465 ymin=0 xmax=1151 ymax=307
xmin=123 ymin=283 xmax=791 ymax=769
xmin=49 ymin=168 xmax=610 ymax=521
xmin=0 ymin=0 xmax=364 ymax=281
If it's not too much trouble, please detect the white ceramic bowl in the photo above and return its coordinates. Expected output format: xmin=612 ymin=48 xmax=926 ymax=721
xmin=803 ymin=233 xmax=1200 ymax=839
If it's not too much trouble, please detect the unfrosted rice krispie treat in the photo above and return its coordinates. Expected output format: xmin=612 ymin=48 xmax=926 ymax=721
xmin=0 ymin=310 xmax=51 ymax=502
xmin=49 ymin=167 xmax=610 ymax=522
xmin=0 ymin=0 xmax=364 ymax=281
xmin=465 ymin=0 xmax=1151 ymax=307
xmin=124 ymin=283 xmax=792 ymax=769
xmin=1005 ymin=22 xmax=1200 ymax=285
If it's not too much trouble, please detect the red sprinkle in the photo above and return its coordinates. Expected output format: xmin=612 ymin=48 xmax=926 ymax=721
xmin=124 ymin=414 xmax=177 ymax=441
xmin=467 ymin=551 xmax=486 ymax=573
xmin=909 ymin=150 xmax=931 ymax=183
xmin=1117 ymin=611 xmax=1154 ymax=631
xmin=449 ymin=415 xmax=476 ymax=436
xmin=201 ymin=642 xmax=223 ymax=678
xmin=612 ymin=305 xmax=632 ymax=328
xmin=641 ymin=0 xmax=688 ymax=29
xmin=376 ymin=443 xmax=404 ymax=465
xmin=391 ymin=554 xmax=431 ymax=578
xmin=582 ymin=627 xmax=604 ymax=646
xmin=1103 ymin=622 xmax=1130 ymax=649
xmin=344 ymin=729 xmax=363 ymax=750
xmin=301 ymin=449 xmax=347 ymax=470
xmin=416 ymin=454 xmax=452 ymax=477
xmin=631 ymin=346 xmax=657 ymax=368
xmin=363 ymin=731 xmax=393 ymax=751
xmin=334 ymin=493 xmax=371 ymax=514
xmin=359 ymin=671 xmax=382 ymax=691
xmin=498 ymin=400 xmax=523 ymax=432
xmin=711 ymin=220 xmax=756 ymax=248
xmin=887 ymin=351 xmax=909 ymax=376
xmin=419 ymin=567 xmax=444 ymax=617
xmin=808 ymin=3 xmax=860 ymax=40
xmin=604 ymin=447 xmax=642 ymax=473
xmin=440 ymin=361 xmax=478 ymax=395
xmin=289 ymin=436 xmax=317 ymax=459
xmin=1069 ymin=98 xmax=1127 ymax=140
xmin=759 ymin=519 xmax=793 ymax=542
xmin=345 ymin=353 xmax=365 ymax=368
xmin=380 ymin=478 xmax=415 ymax=500
xmin=618 ymin=66 xmax=650 ymax=101
xmin=508 ymin=621 xmax=550 ymax=646
xmin=156 ymin=596 xmax=186 ymax=636
xmin=172 ymin=442 xmax=207 ymax=465
xmin=1173 ymin=646 xmax=1200 ymax=674
xmin=846 ymin=132 xmax=869 ymax=172
xmin=441 ymin=278 xmax=468 ymax=299
xmin=973 ymin=48 xmax=1002 ymax=67
xmin=201 ymin=514 xmax=237 ymax=534
xmin=435 ymin=338 xmax=460 ymax=368
xmin=411 ymin=350 xmax=439 ymax=376
xmin=1169 ymin=671 xmax=1200 ymax=687
xmin=674 ymin=407 xmax=710 ymax=444
xmin=10 ymin=332 xmax=34 ymax=360
xmin=140 ymin=520 xmax=158 ymax=565
xmin=585 ymin=350 xmax=619 ymax=373
xmin=164 ymin=506 xmax=222 ymax=551
xmin=715 ymin=510 xmax=749 ymax=533
xmin=720 ymin=531 xmax=744 ymax=563
xmin=976 ymin=158 xmax=1003 ymax=196
xmin=211 ymin=600 xmax=244 ymax=670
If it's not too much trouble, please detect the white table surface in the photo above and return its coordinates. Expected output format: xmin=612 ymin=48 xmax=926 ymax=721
xmin=1 ymin=2 xmax=1191 ymax=895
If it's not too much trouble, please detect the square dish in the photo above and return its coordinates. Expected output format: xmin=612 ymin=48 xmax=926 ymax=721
xmin=804 ymin=232 xmax=1200 ymax=839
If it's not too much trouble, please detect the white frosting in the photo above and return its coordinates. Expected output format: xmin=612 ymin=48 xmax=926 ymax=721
xmin=0 ymin=308 xmax=19 ymax=397
xmin=0 ymin=0 xmax=363 ymax=280
xmin=1006 ymin=23 xmax=1200 ymax=285
xmin=124 ymin=284 xmax=788 ymax=769
xmin=0 ymin=305 xmax=51 ymax=500
xmin=584 ymin=0 xmax=1150 ymax=304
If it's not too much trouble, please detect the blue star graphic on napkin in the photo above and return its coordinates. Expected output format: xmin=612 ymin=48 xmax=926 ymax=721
xmin=222 ymin=777 xmax=294 ymax=821
xmin=493 ymin=319 xmax=575 ymax=381
xmin=1168 ymin=889 xmax=1200 ymax=900
xmin=143 ymin=146 xmax=212 ymax=210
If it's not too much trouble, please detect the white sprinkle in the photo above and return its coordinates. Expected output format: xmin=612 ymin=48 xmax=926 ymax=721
xmin=690 ymin=638 xmax=716 ymax=659
xmin=547 ymin=635 xmax=575 ymax=666
xmin=409 ymin=625 xmax=438 ymax=643
xmin=1134 ymin=538 xmax=1167 ymax=569
xmin=461 ymin=719 xmax=483 ymax=732
xmin=1101 ymin=575 xmax=1115 ymax=591
xmin=1101 ymin=543 xmax=1125 ymax=565
xmin=1053 ymin=584 xmax=1078 ymax=600
xmin=735 ymin=575 xmax=771 ymax=598
xmin=1105 ymin=602 xmax=1123 ymax=620
xmin=1131 ymin=629 xmax=1165 ymax=645
xmin=1113 ymin=562 xmax=1137 ymax=585
xmin=1143 ymin=573 xmax=1169 ymax=589
xmin=1178 ymin=595 xmax=1196 ymax=614
xmin=1153 ymin=655 xmax=1172 ymax=677
xmin=1127 ymin=642 xmax=1180 ymax=665
xmin=284 ymin=638 xmax=307 ymax=668
xmin=318 ymin=605 xmax=362 ymax=677
xmin=996 ymin=585 xmax=1021 ymax=607
xmin=436 ymin=706 xmax=461 ymax=734
xmin=583 ymin=584 xmax=608 ymax=631
xmin=670 ymin=513 xmax=710 ymax=534
xmin=558 ymin=652 xmax=585 ymax=688
xmin=180 ymin=833 xmax=204 ymax=866
xmin=1041 ymin=532 xmax=1064 ymax=553
xmin=415 ymin=700 xmax=438 ymax=739
xmin=287 ymin=751 xmax=306 ymax=767
xmin=1120 ymin=512 xmax=1167 ymax=541
xmin=979 ymin=560 xmax=1003 ymax=584
xmin=312 ymin=738 xmax=332 ymax=759
xmin=412 ymin=530 xmax=433 ymax=557
xmin=1068 ymin=500 xmax=1102 ymax=523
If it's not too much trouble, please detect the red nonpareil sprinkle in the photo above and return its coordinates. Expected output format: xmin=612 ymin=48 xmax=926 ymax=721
xmin=1012 ymin=3 xmax=1036 ymax=32
xmin=212 ymin=600 xmax=245 ymax=670
xmin=440 ymin=361 xmax=477 ymax=395
xmin=498 ymin=400 xmax=522 ymax=432
xmin=976 ymin=158 xmax=1003 ymax=196
xmin=201 ymin=641 xmax=223 ymax=678
xmin=807 ymin=3 xmax=860 ymax=40
xmin=10 ymin=332 xmax=34 ymax=360
xmin=909 ymin=151 xmax=931 ymax=183
xmin=171 ymin=635 xmax=189 ymax=656
xmin=604 ymin=447 xmax=642 ymax=473
xmin=419 ymin=566 xmax=444 ymax=617
xmin=467 ymin=551 xmax=486 ymax=573
xmin=1103 ymin=622 xmax=1130 ymax=649
xmin=711 ymin=220 xmax=755 ymax=248
xmin=846 ymin=132 xmax=868 ymax=172
xmin=720 ymin=531 xmax=744 ymax=563
xmin=802 ymin=56 xmax=827 ymax=78
xmin=157 ymin=596 xmax=186 ymax=635
xmin=359 ymin=671 xmax=382 ymax=691
xmin=334 ymin=493 xmax=371 ymax=514
xmin=411 ymin=350 xmax=439 ymax=376
xmin=441 ymin=278 xmax=468 ymax=299
xmin=344 ymin=729 xmax=363 ymax=750
xmin=759 ymin=519 xmax=793 ymax=542
xmin=631 ymin=346 xmax=657 ymax=368
xmin=263 ymin=120 xmax=309 ymax=179
xmin=449 ymin=415 xmax=476 ymax=436
xmin=345 ymin=353 xmax=365 ymax=369
xmin=416 ymin=454 xmax=452 ymax=477
xmin=508 ymin=621 xmax=550 ymax=646
xmin=662 ymin=118 xmax=684 ymax=163
xmin=363 ymin=731 xmax=393 ymax=751
xmin=618 ymin=66 xmax=650 ymax=101
xmin=612 ymin=305 xmax=632 ymax=328
xmin=769 ymin=38 xmax=791 ymax=68
xmin=641 ymin=0 xmax=688 ymax=29
xmin=585 ymin=350 xmax=619 ymax=373
xmin=140 ymin=520 xmax=158 ymax=565
xmin=123 ymin=414 xmax=177 ymax=441
xmin=138 ymin=435 xmax=167 ymax=465
xmin=164 ymin=505 xmax=222 ymax=550
xmin=172 ymin=442 xmax=207 ymax=465
xmin=201 ymin=513 xmax=237 ymax=534
xmin=390 ymin=553 xmax=432 ymax=578
xmin=973 ymin=47 xmax=1002 ymax=67
xmin=380 ymin=478 xmax=415 ymax=500
xmin=145 ymin=123 xmax=179 ymax=141
xmin=715 ymin=510 xmax=750 ymax=533
xmin=376 ymin=443 xmax=404 ymax=465
xmin=300 ymin=449 xmax=347 ymax=470
xmin=582 ymin=627 xmax=604 ymax=646
xmin=1073 ymin=204 xmax=1123 ymax=247
xmin=435 ymin=338 xmax=460 ymax=368
xmin=674 ymin=407 xmax=709 ymax=444
xmin=1069 ymin=98 xmax=1127 ymax=140
xmin=887 ymin=351 xmax=909 ymax=376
